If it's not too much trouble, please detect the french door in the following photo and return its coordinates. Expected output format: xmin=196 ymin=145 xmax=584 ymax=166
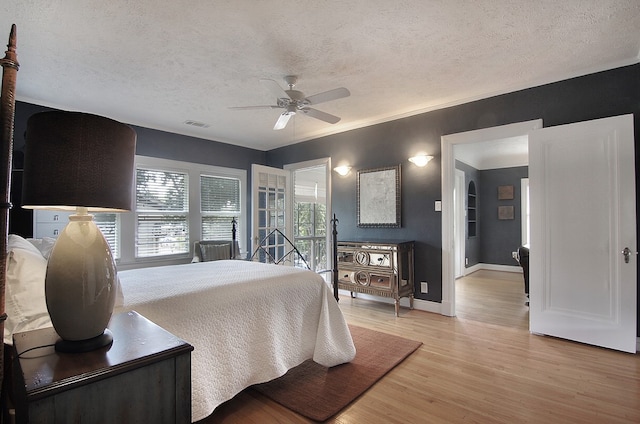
xmin=250 ymin=164 xmax=293 ymax=264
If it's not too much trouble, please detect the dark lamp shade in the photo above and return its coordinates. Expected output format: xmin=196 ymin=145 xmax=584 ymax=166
xmin=22 ymin=111 xmax=137 ymax=211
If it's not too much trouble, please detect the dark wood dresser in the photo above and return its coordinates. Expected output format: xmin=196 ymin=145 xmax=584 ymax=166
xmin=11 ymin=311 xmax=193 ymax=424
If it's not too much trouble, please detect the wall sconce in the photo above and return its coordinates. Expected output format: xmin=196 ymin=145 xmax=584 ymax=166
xmin=22 ymin=111 xmax=136 ymax=353
xmin=408 ymin=154 xmax=434 ymax=167
xmin=334 ymin=165 xmax=352 ymax=176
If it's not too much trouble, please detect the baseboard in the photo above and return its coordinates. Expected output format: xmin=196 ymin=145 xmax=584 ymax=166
xmin=465 ymin=263 xmax=522 ymax=275
xmin=337 ymin=289 xmax=441 ymax=314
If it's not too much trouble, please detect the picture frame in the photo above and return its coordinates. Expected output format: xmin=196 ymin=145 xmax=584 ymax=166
xmin=498 ymin=205 xmax=515 ymax=220
xmin=357 ymin=165 xmax=401 ymax=228
xmin=498 ymin=185 xmax=514 ymax=200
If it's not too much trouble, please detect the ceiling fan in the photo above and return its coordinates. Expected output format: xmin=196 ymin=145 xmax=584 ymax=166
xmin=230 ymin=76 xmax=350 ymax=130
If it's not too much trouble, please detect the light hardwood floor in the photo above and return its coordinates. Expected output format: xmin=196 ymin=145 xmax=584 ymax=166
xmin=203 ymin=270 xmax=640 ymax=423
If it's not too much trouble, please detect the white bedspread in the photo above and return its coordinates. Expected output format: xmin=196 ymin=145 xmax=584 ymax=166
xmin=115 ymin=260 xmax=356 ymax=422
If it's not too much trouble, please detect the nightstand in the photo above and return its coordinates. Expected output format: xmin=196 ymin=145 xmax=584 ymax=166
xmin=11 ymin=311 xmax=193 ymax=424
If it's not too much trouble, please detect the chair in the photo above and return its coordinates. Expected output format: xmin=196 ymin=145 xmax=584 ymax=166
xmin=192 ymin=240 xmax=241 ymax=262
xmin=516 ymin=246 xmax=529 ymax=305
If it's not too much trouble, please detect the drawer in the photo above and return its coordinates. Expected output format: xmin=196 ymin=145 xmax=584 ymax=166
xmin=338 ymin=268 xmax=353 ymax=283
xmin=337 ymin=249 xmax=393 ymax=269
xmin=337 ymin=250 xmax=354 ymax=265
xmin=34 ymin=223 xmax=66 ymax=238
xmin=369 ymin=273 xmax=392 ymax=289
xmin=338 ymin=268 xmax=393 ymax=290
xmin=367 ymin=251 xmax=392 ymax=268
xmin=35 ymin=210 xmax=72 ymax=223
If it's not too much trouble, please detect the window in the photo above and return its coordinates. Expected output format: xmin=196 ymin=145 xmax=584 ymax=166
xmin=201 ymin=175 xmax=241 ymax=240
xmin=111 ymin=156 xmax=246 ymax=266
xmin=94 ymin=213 xmax=119 ymax=259
xmin=135 ymin=168 xmax=189 ymax=257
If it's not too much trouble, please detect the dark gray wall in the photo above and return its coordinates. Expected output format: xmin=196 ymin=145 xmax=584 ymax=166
xmin=266 ymin=63 xmax=640 ymax=320
xmin=479 ymin=166 xmax=528 ymax=266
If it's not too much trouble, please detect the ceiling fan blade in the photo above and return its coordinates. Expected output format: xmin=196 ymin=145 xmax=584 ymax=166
xmin=302 ymin=108 xmax=341 ymax=124
xmin=260 ymin=78 xmax=290 ymax=100
xmin=305 ymin=87 xmax=350 ymax=105
xmin=273 ymin=112 xmax=293 ymax=130
xmin=229 ymin=105 xmax=280 ymax=110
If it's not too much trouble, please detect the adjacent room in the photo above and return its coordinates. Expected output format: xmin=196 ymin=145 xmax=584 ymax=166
xmin=1 ymin=2 xmax=639 ymax=423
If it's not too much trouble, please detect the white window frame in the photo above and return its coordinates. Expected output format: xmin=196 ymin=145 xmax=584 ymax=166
xmin=118 ymin=156 xmax=246 ymax=268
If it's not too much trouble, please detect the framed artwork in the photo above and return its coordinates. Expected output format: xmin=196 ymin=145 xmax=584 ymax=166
xmin=498 ymin=205 xmax=514 ymax=220
xmin=498 ymin=185 xmax=514 ymax=200
xmin=357 ymin=165 xmax=401 ymax=228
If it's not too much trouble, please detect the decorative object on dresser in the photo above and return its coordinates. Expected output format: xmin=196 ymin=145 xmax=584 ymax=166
xmin=11 ymin=311 xmax=193 ymax=424
xmin=357 ymin=165 xmax=401 ymax=228
xmin=21 ymin=111 xmax=136 ymax=353
xmin=337 ymin=240 xmax=414 ymax=316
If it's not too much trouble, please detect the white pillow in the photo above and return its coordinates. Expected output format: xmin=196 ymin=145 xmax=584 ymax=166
xmin=9 ymin=233 xmax=43 ymax=256
xmin=5 ymin=234 xmax=52 ymax=344
xmin=27 ymin=237 xmax=57 ymax=259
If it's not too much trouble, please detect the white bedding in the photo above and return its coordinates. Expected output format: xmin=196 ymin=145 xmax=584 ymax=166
xmin=115 ymin=260 xmax=356 ymax=422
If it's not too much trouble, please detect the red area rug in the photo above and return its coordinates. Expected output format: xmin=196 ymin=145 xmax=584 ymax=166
xmin=251 ymin=325 xmax=422 ymax=421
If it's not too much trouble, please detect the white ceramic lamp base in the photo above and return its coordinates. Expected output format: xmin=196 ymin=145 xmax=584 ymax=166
xmin=45 ymin=210 xmax=118 ymax=352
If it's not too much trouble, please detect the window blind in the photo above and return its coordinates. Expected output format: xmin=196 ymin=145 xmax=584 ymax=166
xmin=201 ymin=175 xmax=240 ymax=240
xmin=136 ymin=168 xmax=189 ymax=257
xmin=94 ymin=213 xmax=119 ymax=259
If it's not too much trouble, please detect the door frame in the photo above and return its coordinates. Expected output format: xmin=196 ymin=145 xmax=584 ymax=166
xmin=284 ymin=157 xmax=332 ymax=273
xmin=441 ymin=119 xmax=543 ymax=317
xmin=454 ymin=168 xmax=466 ymax=278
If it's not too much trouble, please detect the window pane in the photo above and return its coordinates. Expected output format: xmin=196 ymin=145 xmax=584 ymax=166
xmin=136 ymin=169 xmax=188 ymax=212
xmin=94 ymin=213 xmax=118 ymax=259
xmin=315 ymin=203 xmax=327 ymax=236
xmin=314 ymin=238 xmax=327 ymax=272
xmin=201 ymin=175 xmax=240 ymax=213
xmin=295 ymin=203 xmax=313 ymax=237
xmin=136 ymin=214 xmax=188 ymax=257
xmin=202 ymin=216 xmax=238 ymax=240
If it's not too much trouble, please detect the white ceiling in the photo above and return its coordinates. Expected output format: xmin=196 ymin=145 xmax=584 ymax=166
xmin=455 ymin=135 xmax=529 ymax=170
xmin=2 ymin=1 xmax=639 ymax=151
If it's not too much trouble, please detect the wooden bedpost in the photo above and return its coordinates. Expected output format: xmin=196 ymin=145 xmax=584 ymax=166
xmin=331 ymin=214 xmax=339 ymax=301
xmin=0 ymin=24 xmax=19 ymax=398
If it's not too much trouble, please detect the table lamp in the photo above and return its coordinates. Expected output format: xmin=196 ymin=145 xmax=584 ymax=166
xmin=22 ymin=111 xmax=136 ymax=353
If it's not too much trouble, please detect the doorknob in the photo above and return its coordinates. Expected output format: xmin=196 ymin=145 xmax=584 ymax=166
xmin=622 ymin=247 xmax=637 ymax=263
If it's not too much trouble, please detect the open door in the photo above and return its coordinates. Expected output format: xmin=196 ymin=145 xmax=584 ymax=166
xmin=529 ymin=114 xmax=637 ymax=353
xmin=251 ymin=164 xmax=293 ymax=264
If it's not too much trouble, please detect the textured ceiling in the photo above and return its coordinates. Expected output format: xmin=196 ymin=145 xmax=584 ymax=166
xmin=2 ymin=1 xmax=639 ymax=151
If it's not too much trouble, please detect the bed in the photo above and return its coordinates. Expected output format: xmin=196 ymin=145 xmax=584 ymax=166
xmin=4 ymin=234 xmax=356 ymax=422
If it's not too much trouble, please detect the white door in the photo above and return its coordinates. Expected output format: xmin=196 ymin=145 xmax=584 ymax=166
xmin=251 ymin=164 xmax=293 ymax=264
xmin=529 ymin=114 xmax=636 ymax=353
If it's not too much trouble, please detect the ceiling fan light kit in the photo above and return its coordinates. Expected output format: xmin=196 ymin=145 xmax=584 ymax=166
xmin=231 ymin=75 xmax=350 ymax=130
